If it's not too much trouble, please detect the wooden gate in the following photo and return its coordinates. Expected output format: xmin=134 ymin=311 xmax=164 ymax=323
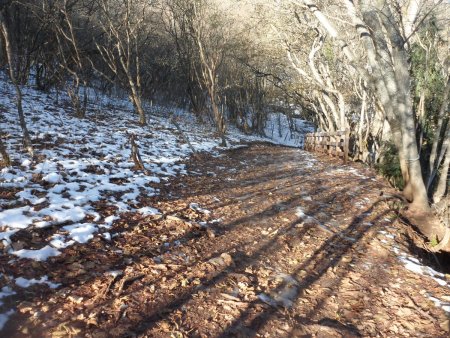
xmin=304 ymin=130 xmax=350 ymax=163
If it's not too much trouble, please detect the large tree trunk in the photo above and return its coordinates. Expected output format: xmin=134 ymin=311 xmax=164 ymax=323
xmin=298 ymin=0 xmax=450 ymax=249
xmin=395 ymin=64 xmax=429 ymax=212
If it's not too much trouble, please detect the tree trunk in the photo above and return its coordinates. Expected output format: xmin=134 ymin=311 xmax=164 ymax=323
xmin=416 ymin=90 xmax=426 ymax=153
xmin=317 ymin=94 xmax=335 ymax=132
xmin=129 ymin=133 xmax=148 ymax=173
xmin=394 ymin=46 xmax=430 ymax=212
xmin=210 ymin=93 xmax=227 ymax=146
xmin=427 ymin=76 xmax=450 ymax=191
xmin=0 ymin=10 xmax=34 ymax=159
xmin=356 ymin=90 xmax=367 ymax=161
xmin=0 ymin=129 xmax=11 ymax=166
xmin=433 ymin=143 xmax=449 ymax=203
xmin=128 ymin=78 xmax=146 ymax=125
xmin=67 ymin=75 xmax=86 ymax=118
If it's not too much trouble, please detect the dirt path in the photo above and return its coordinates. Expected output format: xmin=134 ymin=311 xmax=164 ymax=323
xmin=2 ymin=144 xmax=449 ymax=337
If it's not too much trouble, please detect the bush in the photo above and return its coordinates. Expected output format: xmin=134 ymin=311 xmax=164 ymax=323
xmin=376 ymin=141 xmax=404 ymax=189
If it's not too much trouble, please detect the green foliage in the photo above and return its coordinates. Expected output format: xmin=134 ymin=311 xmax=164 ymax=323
xmin=410 ymin=22 xmax=446 ymax=131
xmin=411 ymin=44 xmax=445 ymax=100
xmin=322 ymin=41 xmax=335 ymax=64
xmin=376 ymin=141 xmax=404 ymax=190
xmin=429 ymin=237 xmax=439 ymax=247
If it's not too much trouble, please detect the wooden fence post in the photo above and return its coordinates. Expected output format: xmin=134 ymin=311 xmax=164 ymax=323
xmin=343 ymin=129 xmax=349 ymax=164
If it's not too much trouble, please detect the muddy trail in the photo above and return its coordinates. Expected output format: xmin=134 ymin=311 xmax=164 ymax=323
xmin=2 ymin=144 xmax=449 ymax=337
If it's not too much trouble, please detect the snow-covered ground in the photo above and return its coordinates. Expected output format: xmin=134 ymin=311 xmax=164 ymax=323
xmin=377 ymin=230 xmax=450 ymax=314
xmin=0 ymin=75 xmax=291 ymax=258
xmin=263 ymin=112 xmax=314 ymax=147
xmin=0 ymin=74 xmax=313 ymax=329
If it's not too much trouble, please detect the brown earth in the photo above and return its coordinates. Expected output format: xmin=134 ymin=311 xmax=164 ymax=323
xmin=1 ymin=144 xmax=449 ymax=337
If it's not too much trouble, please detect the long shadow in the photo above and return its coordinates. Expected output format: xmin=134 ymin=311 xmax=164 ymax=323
xmin=155 ymin=153 xmax=368 ymax=221
xmin=0 ymin=144 xmax=390 ymax=337
xmin=218 ymin=201 xmax=394 ymax=337
xmin=126 ymin=186 xmax=388 ymax=336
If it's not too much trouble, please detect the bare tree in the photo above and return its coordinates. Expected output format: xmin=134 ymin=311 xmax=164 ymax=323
xmin=93 ymin=0 xmax=149 ymax=125
xmin=166 ymin=0 xmax=233 ymax=146
xmin=50 ymin=0 xmax=91 ymax=118
xmin=0 ymin=6 xmax=34 ymax=159
xmin=281 ymin=0 xmax=448 ymax=245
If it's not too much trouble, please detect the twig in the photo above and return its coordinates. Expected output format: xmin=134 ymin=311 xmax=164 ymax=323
xmin=116 ymin=273 xmax=145 ymax=295
xmin=171 ymin=117 xmax=200 ymax=160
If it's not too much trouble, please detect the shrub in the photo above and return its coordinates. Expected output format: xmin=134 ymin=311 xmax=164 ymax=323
xmin=376 ymin=141 xmax=404 ymax=189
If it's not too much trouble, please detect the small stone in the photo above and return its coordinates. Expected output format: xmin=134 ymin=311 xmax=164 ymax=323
xmin=206 ymin=228 xmax=215 ymax=238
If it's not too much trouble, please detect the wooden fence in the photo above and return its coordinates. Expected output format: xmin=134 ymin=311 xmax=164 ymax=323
xmin=304 ymin=130 xmax=350 ymax=163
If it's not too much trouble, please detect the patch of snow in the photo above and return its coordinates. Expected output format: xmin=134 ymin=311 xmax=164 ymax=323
xmin=15 ymin=276 xmax=60 ymax=289
xmin=189 ymin=203 xmax=211 ymax=215
xmin=0 ymin=229 xmax=18 ymax=245
xmin=295 ymin=207 xmax=306 ymax=218
xmin=62 ymin=223 xmax=97 ymax=243
xmin=21 ymin=159 xmax=31 ymax=167
xmin=398 ymin=255 xmax=447 ymax=286
xmin=393 ymin=246 xmax=449 ymax=314
xmin=427 ymin=294 xmax=450 ymax=313
xmin=137 ymin=207 xmax=161 ymax=216
xmin=258 ymin=293 xmax=277 ymax=307
xmin=42 ymin=172 xmax=62 ymax=183
xmin=0 ymin=207 xmax=35 ymax=229
xmin=0 ymin=309 xmax=14 ymax=331
xmin=50 ymin=234 xmax=74 ymax=249
xmin=104 ymin=215 xmax=119 ymax=225
xmin=107 ymin=270 xmax=123 ymax=278
xmin=11 ymin=245 xmax=61 ymax=261
xmin=0 ymin=286 xmax=15 ymax=306
xmin=263 ymin=113 xmax=314 ymax=147
xmin=41 ymin=206 xmax=86 ymax=224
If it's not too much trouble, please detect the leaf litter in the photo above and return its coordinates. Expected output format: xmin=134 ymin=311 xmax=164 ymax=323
xmin=1 ymin=144 xmax=449 ymax=336
xmin=0 ymin=75 xmax=449 ymax=336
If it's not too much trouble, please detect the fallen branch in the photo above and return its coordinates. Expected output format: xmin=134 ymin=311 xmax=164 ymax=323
xmin=116 ymin=273 xmax=145 ymax=295
xmin=86 ymin=272 xmax=122 ymax=308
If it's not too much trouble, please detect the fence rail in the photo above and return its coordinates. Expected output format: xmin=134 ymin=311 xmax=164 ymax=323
xmin=304 ymin=130 xmax=349 ymax=163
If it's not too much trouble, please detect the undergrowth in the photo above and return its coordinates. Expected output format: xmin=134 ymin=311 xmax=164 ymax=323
xmin=376 ymin=141 xmax=404 ymax=190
